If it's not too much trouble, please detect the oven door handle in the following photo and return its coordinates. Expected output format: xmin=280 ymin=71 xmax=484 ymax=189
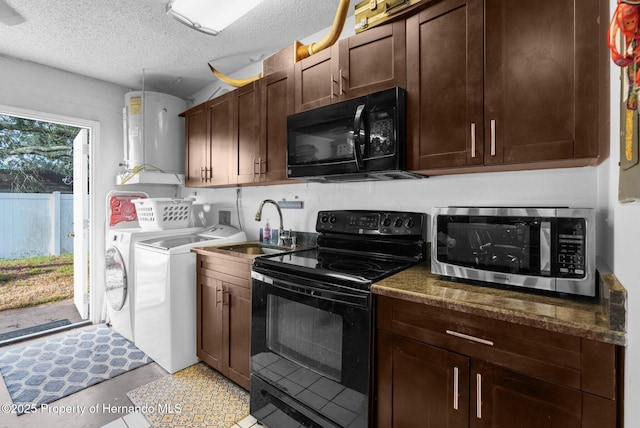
xmin=252 ymin=271 xmax=369 ymax=308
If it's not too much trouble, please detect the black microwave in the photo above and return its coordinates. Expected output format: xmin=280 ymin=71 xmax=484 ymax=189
xmin=286 ymin=87 xmax=422 ymax=182
xmin=431 ymin=207 xmax=597 ymax=297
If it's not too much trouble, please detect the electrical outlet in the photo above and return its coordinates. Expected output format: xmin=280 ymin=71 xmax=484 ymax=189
xmin=219 ymin=210 xmax=232 ymax=225
xmin=277 ymin=200 xmax=304 ymax=209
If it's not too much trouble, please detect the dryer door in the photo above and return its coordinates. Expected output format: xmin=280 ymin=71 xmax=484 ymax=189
xmin=105 ymin=247 xmax=127 ymax=311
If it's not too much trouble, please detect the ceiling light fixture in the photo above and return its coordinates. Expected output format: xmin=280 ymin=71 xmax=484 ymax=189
xmin=166 ymin=0 xmax=264 ymax=36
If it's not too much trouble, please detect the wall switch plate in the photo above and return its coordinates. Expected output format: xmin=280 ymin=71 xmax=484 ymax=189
xmin=277 ymin=200 xmax=304 ymax=209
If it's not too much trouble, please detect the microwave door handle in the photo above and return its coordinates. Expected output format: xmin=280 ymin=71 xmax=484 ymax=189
xmin=353 ymin=104 xmax=366 ymax=170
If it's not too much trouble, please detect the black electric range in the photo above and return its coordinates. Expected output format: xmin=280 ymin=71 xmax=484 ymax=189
xmin=250 ymin=210 xmax=427 ymax=428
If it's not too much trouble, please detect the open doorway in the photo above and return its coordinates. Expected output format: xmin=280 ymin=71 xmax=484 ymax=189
xmin=0 ymin=112 xmax=92 ymax=343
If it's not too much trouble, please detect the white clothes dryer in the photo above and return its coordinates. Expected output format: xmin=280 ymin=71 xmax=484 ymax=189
xmin=134 ymin=225 xmax=246 ymax=373
xmin=104 ymin=226 xmax=201 ymax=342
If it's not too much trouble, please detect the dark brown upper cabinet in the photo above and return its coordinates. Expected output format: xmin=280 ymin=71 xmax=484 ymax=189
xmin=294 ymin=21 xmax=406 ymax=113
xmin=233 ymin=82 xmax=260 ymax=185
xmin=184 ymin=102 xmax=209 ymax=187
xmin=407 ymin=0 xmax=607 ymax=175
xmin=258 ymin=67 xmax=294 ymax=183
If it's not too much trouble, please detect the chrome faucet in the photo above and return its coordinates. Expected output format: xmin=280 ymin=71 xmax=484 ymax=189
xmin=255 ymin=199 xmax=287 ymax=246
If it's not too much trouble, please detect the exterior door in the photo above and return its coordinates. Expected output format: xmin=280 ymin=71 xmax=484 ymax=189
xmin=73 ymin=128 xmax=89 ymax=318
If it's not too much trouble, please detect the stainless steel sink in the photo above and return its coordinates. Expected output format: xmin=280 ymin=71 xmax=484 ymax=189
xmin=215 ymin=242 xmax=291 ymax=255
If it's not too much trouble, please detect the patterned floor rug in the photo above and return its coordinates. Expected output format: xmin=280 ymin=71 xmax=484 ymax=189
xmin=0 ymin=323 xmax=152 ymax=415
xmin=127 ymin=362 xmax=249 ymax=427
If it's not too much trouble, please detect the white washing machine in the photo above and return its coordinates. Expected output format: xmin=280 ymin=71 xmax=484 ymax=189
xmin=104 ymin=226 xmax=202 ymax=342
xmin=134 ymin=225 xmax=246 ymax=373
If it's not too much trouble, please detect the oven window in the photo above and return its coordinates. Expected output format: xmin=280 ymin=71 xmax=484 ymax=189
xmin=266 ymin=295 xmax=343 ymax=381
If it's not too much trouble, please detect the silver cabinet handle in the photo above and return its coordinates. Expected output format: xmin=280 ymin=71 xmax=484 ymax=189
xmin=216 ymin=287 xmax=222 ymax=307
xmin=470 ymin=122 xmax=476 ymax=158
xmin=490 ymin=119 xmax=496 ymax=156
xmin=330 ymin=74 xmax=336 ymax=99
xmin=253 ymin=157 xmax=264 ymax=177
xmin=200 ymin=166 xmax=205 ymax=182
xmin=453 ymin=366 xmax=460 ymax=410
xmin=476 ymin=373 xmax=483 ymax=419
xmin=446 ymin=330 xmax=494 ymax=346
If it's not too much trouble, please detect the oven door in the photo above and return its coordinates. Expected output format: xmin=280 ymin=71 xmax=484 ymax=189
xmin=250 ymin=269 xmax=371 ymax=428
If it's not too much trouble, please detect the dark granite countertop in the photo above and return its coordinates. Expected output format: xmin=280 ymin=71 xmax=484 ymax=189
xmin=372 ymin=262 xmax=627 ymax=346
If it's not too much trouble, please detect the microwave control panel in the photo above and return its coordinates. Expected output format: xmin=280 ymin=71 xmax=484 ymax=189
xmin=555 ymin=218 xmax=587 ymax=278
xmin=317 ymin=210 xmax=425 ymax=237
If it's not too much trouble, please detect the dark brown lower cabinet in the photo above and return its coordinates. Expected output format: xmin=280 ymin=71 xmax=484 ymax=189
xmin=196 ymin=253 xmax=252 ymax=390
xmin=376 ymin=296 xmax=622 ymax=427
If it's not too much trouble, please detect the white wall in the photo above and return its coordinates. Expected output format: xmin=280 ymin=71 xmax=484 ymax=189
xmin=0 ymin=55 xmax=178 ymax=322
xmin=608 ymin=0 xmax=640 ymax=417
xmin=183 ymin=168 xmax=600 ymax=243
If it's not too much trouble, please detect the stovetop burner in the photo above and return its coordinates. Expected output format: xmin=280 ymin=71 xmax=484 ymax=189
xmin=254 ymin=247 xmax=417 ymax=289
xmin=252 ymin=210 xmax=427 ymax=291
xmin=326 ymin=260 xmax=382 ymax=274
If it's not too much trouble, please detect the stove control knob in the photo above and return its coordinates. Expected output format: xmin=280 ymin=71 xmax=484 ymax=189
xmin=320 ymin=214 xmax=330 ymax=223
xmin=329 ymin=215 xmax=337 ymax=223
xmin=406 ymin=218 xmax=415 ymax=228
xmin=394 ymin=218 xmax=403 ymax=228
xmin=383 ymin=217 xmax=392 ymax=227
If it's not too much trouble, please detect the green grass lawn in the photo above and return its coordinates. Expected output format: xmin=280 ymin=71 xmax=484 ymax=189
xmin=0 ymin=254 xmax=74 ymax=310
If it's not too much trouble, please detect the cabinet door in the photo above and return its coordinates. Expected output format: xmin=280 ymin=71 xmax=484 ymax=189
xmin=470 ymin=360 xmax=581 ymax=428
xmin=259 ymin=67 xmax=293 ymax=182
xmin=294 ymin=46 xmax=338 ymax=112
xmin=184 ymin=103 xmax=209 ymax=186
xmin=377 ymin=331 xmax=469 ymax=428
xmin=406 ymin=0 xmax=483 ymax=170
xmin=484 ymin=0 xmax=601 ymax=165
xmin=223 ymin=281 xmax=251 ymax=390
xmin=234 ymin=82 xmax=260 ymax=184
xmin=339 ymin=20 xmax=406 ymax=100
xmin=197 ymin=275 xmax=223 ymax=371
xmin=207 ymin=91 xmax=235 ymax=185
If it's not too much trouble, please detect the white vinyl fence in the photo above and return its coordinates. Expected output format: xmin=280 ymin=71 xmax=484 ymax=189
xmin=0 ymin=192 xmax=75 ymax=260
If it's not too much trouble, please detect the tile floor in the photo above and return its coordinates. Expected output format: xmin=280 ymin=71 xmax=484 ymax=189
xmin=102 ymin=412 xmax=262 ymax=428
xmin=0 ymin=359 xmax=167 ymax=427
xmin=0 ymin=313 xmax=264 ymax=428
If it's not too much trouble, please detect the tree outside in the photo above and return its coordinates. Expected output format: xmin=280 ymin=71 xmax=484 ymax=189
xmin=0 ymin=114 xmax=80 ymax=193
xmin=0 ymin=114 xmax=80 ymax=312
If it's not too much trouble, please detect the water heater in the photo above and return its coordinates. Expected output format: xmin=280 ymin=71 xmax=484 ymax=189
xmin=123 ymin=91 xmax=186 ymax=173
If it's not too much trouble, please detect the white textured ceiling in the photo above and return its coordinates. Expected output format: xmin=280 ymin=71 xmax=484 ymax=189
xmin=0 ymin=0 xmax=357 ymax=99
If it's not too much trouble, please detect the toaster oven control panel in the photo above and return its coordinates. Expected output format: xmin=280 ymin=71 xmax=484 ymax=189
xmin=317 ymin=210 xmax=425 ymax=236
xmin=556 ymin=218 xmax=587 ymax=278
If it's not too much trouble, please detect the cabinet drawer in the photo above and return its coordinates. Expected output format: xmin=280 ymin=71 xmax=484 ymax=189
xmin=197 ymin=254 xmax=251 ymax=286
xmin=377 ymin=296 xmax=582 ymax=389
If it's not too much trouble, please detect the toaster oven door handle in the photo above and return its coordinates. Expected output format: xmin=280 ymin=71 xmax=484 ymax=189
xmin=540 ymin=221 xmax=552 ymax=275
xmin=352 ymin=104 xmax=366 ymax=171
